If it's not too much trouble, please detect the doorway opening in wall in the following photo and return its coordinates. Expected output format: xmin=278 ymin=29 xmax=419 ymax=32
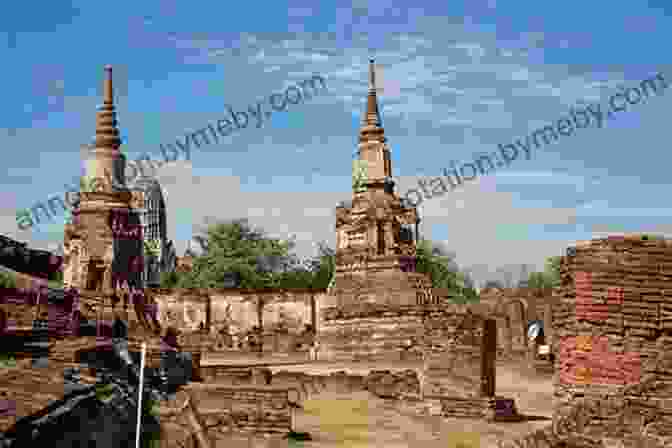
xmin=377 ymin=222 xmax=385 ymax=255
xmin=86 ymin=261 xmax=105 ymax=291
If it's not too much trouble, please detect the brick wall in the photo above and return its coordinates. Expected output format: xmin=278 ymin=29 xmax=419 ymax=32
xmin=422 ymin=305 xmax=499 ymax=418
xmin=198 ymin=366 xmax=420 ymax=403
xmin=150 ymin=289 xmax=322 ymax=351
xmin=181 ymin=384 xmax=295 ymax=435
xmin=423 ymin=305 xmax=482 ymax=398
xmin=553 ymin=235 xmax=672 ymax=446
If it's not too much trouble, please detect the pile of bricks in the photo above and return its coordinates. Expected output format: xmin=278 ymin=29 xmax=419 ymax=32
xmin=553 ymin=235 xmax=672 ymax=446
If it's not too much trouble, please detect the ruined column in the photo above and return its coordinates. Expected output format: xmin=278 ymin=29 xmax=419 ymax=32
xmin=480 ymin=318 xmax=497 ymax=397
xmin=543 ymin=302 xmax=553 ymax=347
xmin=205 ymin=295 xmax=212 ymax=333
xmin=310 ymin=293 xmax=317 ymax=333
xmin=503 ymin=317 xmax=513 ymax=358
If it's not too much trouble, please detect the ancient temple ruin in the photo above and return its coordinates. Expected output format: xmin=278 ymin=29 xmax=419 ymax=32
xmin=317 ymin=60 xmax=435 ymax=362
xmin=62 ymin=66 xmax=143 ymax=293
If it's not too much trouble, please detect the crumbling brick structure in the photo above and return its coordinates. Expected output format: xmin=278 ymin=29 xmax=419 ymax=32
xmin=553 ymin=235 xmax=672 ymax=447
xmin=179 ymin=383 xmax=296 ymax=436
xmin=317 ymin=60 xmax=434 ymax=362
xmin=421 ymin=304 xmax=517 ymax=420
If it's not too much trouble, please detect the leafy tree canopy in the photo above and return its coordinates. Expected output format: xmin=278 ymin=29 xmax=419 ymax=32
xmin=415 ymin=240 xmax=479 ymax=303
xmin=544 ymin=255 xmax=561 ymax=287
xmin=164 ymin=219 xmax=335 ymax=290
xmin=0 ymin=270 xmax=17 ymax=289
xmin=524 ymin=255 xmax=562 ymax=292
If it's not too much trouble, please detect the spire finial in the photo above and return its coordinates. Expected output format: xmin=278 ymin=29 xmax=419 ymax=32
xmin=94 ymin=65 xmax=122 ymax=151
xmin=362 ymin=59 xmax=381 ymax=127
xmin=369 ymin=59 xmax=376 ymax=91
xmin=103 ymin=65 xmax=113 ymax=105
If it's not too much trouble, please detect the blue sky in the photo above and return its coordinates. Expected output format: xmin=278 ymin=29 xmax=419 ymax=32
xmin=1 ymin=0 xmax=671 ymax=286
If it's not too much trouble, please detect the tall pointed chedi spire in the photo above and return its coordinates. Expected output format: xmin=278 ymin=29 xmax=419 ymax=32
xmin=95 ymin=65 xmax=122 ymax=151
xmin=363 ymin=59 xmax=382 ymax=127
xmin=85 ymin=65 xmax=127 ymax=190
xmin=357 ymin=59 xmax=392 ymax=186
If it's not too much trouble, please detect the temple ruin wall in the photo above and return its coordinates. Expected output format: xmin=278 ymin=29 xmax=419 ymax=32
xmin=553 ymin=235 xmax=672 ymax=446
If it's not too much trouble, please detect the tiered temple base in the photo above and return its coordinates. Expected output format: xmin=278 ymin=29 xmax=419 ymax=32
xmin=318 ymin=269 xmax=433 ymax=362
xmin=318 ymin=305 xmax=425 ymax=362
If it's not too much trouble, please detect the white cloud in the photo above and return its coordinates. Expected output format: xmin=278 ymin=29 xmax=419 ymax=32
xmin=454 ymin=43 xmax=486 ymax=60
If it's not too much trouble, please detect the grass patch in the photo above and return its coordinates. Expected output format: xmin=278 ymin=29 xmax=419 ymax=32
xmin=301 ymin=395 xmax=481 ymax=448
xmin=0 ymin=354 xmax=17 ymax=368
xmin=94 ymin=383 xmax=115 ymax=403
xmin=302 ymin=397 xmax=372 ymax=445
xmin=446 ymin=432 xmax=480 ymax=448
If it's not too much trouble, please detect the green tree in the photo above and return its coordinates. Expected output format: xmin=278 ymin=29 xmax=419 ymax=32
xmin=273 ymin=256 xmax=315 ymax=289
xmin=544 ymin=255 xmax=561 ymax=287
xmin=0 ymin=270 xmax=17 ymax=289
xmin=525 ymin=255 xmax=562 ymax=293
xmin=526 ymin=271 xmax=550 ymax=290
xmin=184 ymin=219 xmax=298 ymax=289
xmin=159 ymin=270 xmax=181 ymax=288
xmin=415 ymin=240 xmax=478 ymax=303
xmin=457 ymin=271 xmax=480 ymax=303
xmin=302 ymin=242 xmax=335 ymax=290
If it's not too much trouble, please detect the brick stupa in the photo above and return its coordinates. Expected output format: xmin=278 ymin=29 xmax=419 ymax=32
xmin=317 ymin=60 xmax=434 ymax=362
xmin=63 ymin=65 xmax=143 ymax=293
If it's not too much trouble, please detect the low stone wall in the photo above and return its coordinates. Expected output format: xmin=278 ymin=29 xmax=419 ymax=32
xmin=199 ymin=365 xmax=421 ymax=402
xmin=200 ymin=366 xmax=265 ymax=385
xmin=428 ymin=395 xmax=489 ymax=419
xmin=149 ymin=288 xmax=322 ymax=340
xmin=400 ymin=395 xmax=518 ymax=422
xmin=158 ymin=384 xmax=297 ymax=440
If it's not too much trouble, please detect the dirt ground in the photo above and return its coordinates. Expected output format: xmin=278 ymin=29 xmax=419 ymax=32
xmin=211 ymin=362 xmax=555 ymax=448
